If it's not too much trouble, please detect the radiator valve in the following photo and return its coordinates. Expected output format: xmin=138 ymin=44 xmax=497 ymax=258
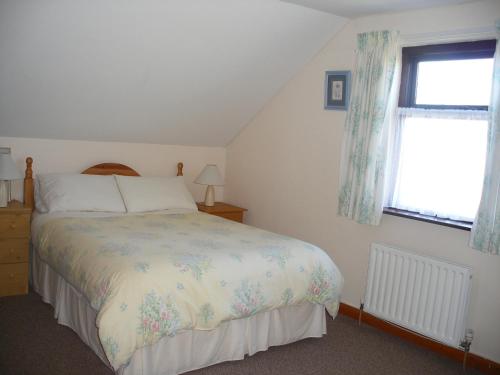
xmin=461 ymin=329 xmax=474 ymax=350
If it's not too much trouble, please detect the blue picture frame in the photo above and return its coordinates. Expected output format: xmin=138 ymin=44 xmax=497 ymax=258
xmin=324 ymin=70 xmax=351 ymax=110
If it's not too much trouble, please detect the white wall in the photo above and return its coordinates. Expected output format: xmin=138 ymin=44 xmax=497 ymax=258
xmin=225 ymin=0 xmax=500 ymax=362
xmin=0 ymin=137 xmax=225 ymax=203
xmin=0 ymin=0 xmax=346 ymax=146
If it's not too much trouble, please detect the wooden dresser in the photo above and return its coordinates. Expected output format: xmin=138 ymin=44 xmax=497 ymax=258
xmin=196 ymin=202 xmax=247 ymax=223
xmin=0 ymin=201 xmax=31 ymax=297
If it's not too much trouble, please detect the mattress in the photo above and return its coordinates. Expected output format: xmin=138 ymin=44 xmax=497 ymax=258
xmin=31 ymin=210 xmax=340 ymax=374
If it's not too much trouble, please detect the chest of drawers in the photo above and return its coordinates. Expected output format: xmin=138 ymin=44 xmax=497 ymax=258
xmin=0 ymin=201 xmax=31 ymax=297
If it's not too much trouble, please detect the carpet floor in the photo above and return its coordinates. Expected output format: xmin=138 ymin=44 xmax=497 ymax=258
xmin=0 ymin=291 xmax=476 ymax=375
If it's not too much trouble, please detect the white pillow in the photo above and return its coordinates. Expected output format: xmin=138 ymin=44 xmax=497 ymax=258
xmin=37 ymin=174 xmax=126 ymax=213
xmin=115 ymin=175 xmax=197 ymax=213
xmin=34 ymin=177 xmax=49 ymax=213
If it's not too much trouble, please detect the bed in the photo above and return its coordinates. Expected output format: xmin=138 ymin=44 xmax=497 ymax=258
xmin=24 ymin=158 xmax=343 ymax=375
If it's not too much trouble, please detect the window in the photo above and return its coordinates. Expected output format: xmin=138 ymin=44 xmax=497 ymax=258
xmin=385 ymin=40 xmax=496 ymax=229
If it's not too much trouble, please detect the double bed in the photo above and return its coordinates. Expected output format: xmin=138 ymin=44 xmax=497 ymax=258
xmin=24 ymin=159 xmax=343 ymax=375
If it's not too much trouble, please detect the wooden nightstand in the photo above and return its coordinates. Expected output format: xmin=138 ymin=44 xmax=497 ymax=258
xmin=196 ymin=202 xmax=247 ymax=223
xmin=0 ymin=201 xmax=31 ymax=297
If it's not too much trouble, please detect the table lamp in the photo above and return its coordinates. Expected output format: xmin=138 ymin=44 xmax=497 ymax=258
xmin=194 ymin=164 xmax=224 ymax=206
xmin=0 ymin=148 xmax=22 ymax=207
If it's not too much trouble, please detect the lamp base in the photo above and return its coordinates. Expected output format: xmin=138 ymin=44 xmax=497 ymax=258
xmin=0 ymin=181 xmax=7 ymax=208
xmin=204 ymin=185 xmax=215 ymax=206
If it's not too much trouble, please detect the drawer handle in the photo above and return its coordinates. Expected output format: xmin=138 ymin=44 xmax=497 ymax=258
xmin=10 ymin=224 xmax=16 ymax=229
xmin=9 ymin=249 xmax=21 ymax=260
xmin=9 ymin=273 xmax=14 ymax=279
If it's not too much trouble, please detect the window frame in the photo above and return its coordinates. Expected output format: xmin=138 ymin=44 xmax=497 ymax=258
xmin=383 ymin=207 xmax=472 ymax=231
xmin=385 ymin=39 xmax=496 ymax=230
xmin=398 ymin=39 xmax=497 ymax=110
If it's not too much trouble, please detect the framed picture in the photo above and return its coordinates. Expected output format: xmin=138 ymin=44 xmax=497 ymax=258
xmin=324 ymin=71 xmax=351 ymax=110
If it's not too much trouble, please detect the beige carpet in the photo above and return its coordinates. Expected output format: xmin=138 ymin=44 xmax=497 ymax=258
xmin=0 ymin=290 xmax=478 ymax=375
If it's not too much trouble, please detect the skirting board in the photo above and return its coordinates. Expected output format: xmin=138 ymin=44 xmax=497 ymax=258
xmin=338 ymin=303 xmax=500 ymax=375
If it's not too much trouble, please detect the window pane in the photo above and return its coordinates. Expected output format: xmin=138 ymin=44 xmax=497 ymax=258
xmin=390 ymin=116 xmax=488 ymax=221
xmin=415 ymin=59 xmax=494 ymax=106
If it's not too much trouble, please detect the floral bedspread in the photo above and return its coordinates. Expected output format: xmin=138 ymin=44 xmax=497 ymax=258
xmin=35 ymin=212 xmax=343 ymax=369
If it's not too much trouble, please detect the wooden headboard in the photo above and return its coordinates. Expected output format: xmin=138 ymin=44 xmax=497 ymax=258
xmin=23 ymin=158 xmax=184 ymax=210
xmin=82 ymin=163 xmax=141 ymax=176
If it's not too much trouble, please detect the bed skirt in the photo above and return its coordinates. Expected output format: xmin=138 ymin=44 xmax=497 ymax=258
xmin=30 ymin=249 xmax=327 ymax=375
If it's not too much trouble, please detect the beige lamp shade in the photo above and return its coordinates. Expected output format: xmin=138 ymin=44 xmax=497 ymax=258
xmin=0 ymin=148 xmax=21 ymax=181
xmin=194 ymin=164 xmax=224 ymax=186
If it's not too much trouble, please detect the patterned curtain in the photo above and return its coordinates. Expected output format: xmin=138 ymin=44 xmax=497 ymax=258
xmin=338 ymin=30 xmax=400 ymax=225
xmin=470 ymin=21 xmax=500 ymax=255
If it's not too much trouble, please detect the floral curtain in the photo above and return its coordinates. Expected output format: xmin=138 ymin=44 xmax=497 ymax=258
xmin=338 ymin=30 xmax=401 ymax=225
xmin=470 ymin=21 xmax=500 ymax=255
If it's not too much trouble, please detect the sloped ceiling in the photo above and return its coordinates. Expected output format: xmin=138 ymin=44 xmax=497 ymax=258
xmin=0 ymin=0 xmax=346 ymax=147
xmin=281 ymin=0 xmax=475 ymax=17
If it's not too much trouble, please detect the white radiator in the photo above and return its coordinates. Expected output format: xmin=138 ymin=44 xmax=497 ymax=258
xmin=364 ymin=243 xmax=472 ymax=348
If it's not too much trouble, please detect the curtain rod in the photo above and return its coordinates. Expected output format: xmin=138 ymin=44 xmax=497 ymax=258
xmin=401 ymin=25 xmax=496 ymax=46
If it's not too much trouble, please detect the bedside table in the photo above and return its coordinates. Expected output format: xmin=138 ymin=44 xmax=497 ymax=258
xmin=196 ymin=202 xmax=247 ymax=223
xmin=0 ymin=201 xmax=31 ymax=297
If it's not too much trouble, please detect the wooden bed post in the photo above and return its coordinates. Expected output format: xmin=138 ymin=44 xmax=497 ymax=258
xmin=24 ymin=157 xmax=34 ymax=210
xmin=177 ymin=162 xmax=183 ymax=176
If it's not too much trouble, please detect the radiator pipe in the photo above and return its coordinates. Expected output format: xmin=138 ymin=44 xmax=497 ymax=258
xmin=358 ymin=303 xmax=364 ymax=326
xmin=463 ymin=343 xmax=470 ymax=371
xmin=461 ymin=329 xmax=474 ymax=371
